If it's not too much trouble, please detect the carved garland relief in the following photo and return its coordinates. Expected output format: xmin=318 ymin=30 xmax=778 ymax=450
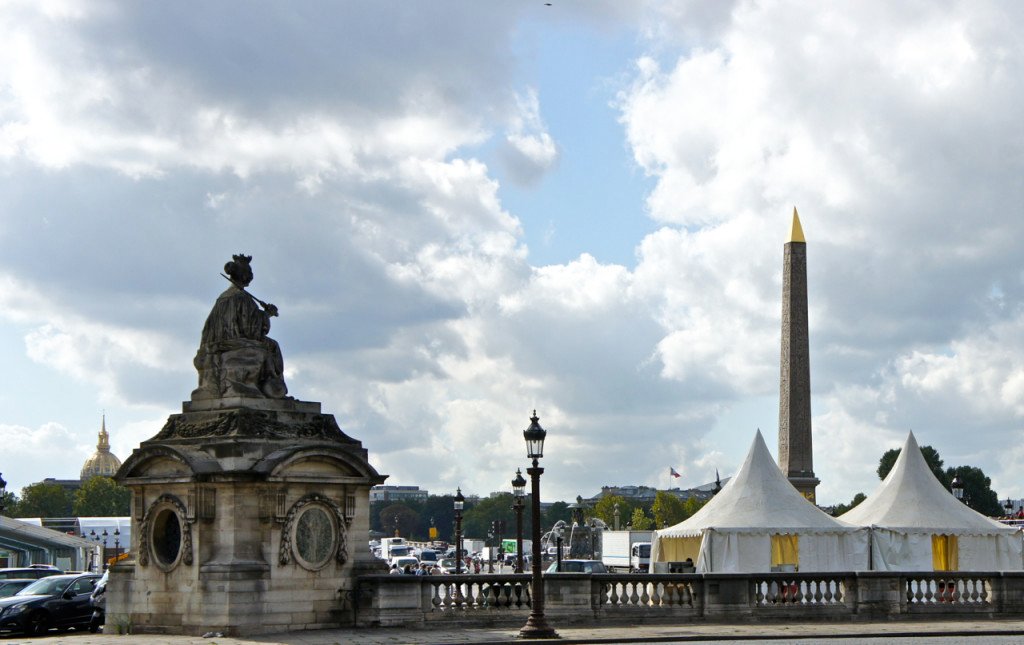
xmin=139 ymin=493 xmax=194 ymax=570
xmin=278 ymin=493 xmax=349 ymax=570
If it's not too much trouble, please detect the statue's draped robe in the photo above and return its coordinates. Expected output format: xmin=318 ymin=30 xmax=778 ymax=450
xmin=193 ymin=286 xmax=287 ymax=399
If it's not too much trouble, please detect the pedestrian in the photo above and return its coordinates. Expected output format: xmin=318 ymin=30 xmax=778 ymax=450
xmin=389 ymin=563 xmax=401 ymax=575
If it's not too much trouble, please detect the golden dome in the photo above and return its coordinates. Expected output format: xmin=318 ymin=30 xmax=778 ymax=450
xmin=81 ymin=415 xmax=123 ymax=480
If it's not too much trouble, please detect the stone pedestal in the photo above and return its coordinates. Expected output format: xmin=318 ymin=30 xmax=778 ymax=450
xmin=109 ymin=397 xmax=386 ymax=636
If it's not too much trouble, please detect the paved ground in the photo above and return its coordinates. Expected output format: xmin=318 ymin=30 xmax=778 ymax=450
xmin=4 ymin=620 xmax=1024 ymax=645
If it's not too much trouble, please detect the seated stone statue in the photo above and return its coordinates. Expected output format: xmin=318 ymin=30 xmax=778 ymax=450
xmin=192 ymin=254 xmax=289 ymax=400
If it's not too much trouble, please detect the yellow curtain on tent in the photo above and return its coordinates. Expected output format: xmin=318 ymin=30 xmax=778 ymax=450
xmin=932 ymin=534 xmax=959 ymax=571
xmin=770 ymin=534 xmax=799 ymax=568
xmin=660 ymin=536 xmax=702 ymax=563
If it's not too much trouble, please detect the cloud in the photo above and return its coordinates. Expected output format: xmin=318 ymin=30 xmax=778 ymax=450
xmin=4 ymin=1 xmax=1024 ymax=508
xmin=498 ymin=88 xmax=559 ymax=186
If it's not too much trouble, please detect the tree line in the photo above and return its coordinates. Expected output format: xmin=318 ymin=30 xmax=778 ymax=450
xmin=371 ymin=490 xmax=710 ymax=542
xmin=2 ymin=477 xmax=131 ymax=518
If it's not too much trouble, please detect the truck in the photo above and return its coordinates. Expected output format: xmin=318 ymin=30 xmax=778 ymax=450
xmin=461 ymin=538 xmax=485 ymax=557
xmin=600 ymin=530 xmax=653 ymax=572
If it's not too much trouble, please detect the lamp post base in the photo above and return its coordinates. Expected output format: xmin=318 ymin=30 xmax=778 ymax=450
xmin=519 ymin=613 xmax=559 ymax=639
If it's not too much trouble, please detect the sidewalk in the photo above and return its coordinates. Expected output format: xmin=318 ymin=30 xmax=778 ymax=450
xmin=18 ymin=619 xmax=1024 ymax=645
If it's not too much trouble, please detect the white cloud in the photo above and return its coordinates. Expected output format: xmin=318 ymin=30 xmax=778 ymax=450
xmin=499 ymin=88 xmax=559 ymax=186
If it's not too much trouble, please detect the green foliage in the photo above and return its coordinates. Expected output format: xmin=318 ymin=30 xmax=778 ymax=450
xmin=682 ymin=496 xmax=706 ymax=518
xmin=591 ymin=495 xmax=633 ymax=529
xmin=73 ymin=477 xmax=131 ymax=516
xmin=831 ymin=492 xmax=866 ymax=517
xmin=16 ymin=482 xmax=71 ymax=517
xmin=379 ymin=503 xmax=421 ymax=540
xmin=462 ymin=492 xmax=518 ymax=540
xmin=0 ymin=490 xmax=19 ymax=516
xmin=629 ymin=507 xmax=653 ymax=530
xmin=543 ymin=500 xmax=572 ymax=528
xmin=651 ymin=491 xmax=686 ymax=528
xmin=878 ymin=445 xmax=947 ymax=486
xmin=946 ymin=465 xmax=1003 ymax=516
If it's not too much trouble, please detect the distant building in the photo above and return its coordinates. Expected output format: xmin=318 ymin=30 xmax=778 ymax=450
xmin=81 ymin=415 xmax=123 ymax=480
xmin=587 ymin=479 xmax=730 ymax=505
xmin=29 ymin=416 xmax=124 ymax=499
xmin=370 ymin=485 xmax=429 ymax=503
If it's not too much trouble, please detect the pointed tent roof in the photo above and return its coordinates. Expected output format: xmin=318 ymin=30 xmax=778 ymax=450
xmin=657 ymin=430 xmax=856 ymax=537
xmin=839 ymin=431 xmax=1017 ymax=535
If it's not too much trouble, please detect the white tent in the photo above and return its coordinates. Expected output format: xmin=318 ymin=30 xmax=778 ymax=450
xmin=840 ymin=431 xmax=1022 ymax=571
xmin=650 ymin=431 xmax=869 ymax=572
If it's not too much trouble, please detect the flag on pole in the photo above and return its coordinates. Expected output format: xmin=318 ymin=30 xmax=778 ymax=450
xmin=670 ymin=467 xmax=681 ymax=478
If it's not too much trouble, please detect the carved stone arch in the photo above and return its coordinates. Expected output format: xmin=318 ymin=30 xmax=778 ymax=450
xmin=267 ymin=449 xmax=362 ymax=479
xmin=278 ymin=493 xmax=348 ymax=569
xmin=139 ymin=493 xmax=194 ymax=569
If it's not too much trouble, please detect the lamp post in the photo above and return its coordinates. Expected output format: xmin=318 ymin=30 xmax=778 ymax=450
xmin=0 ymin=472 xmax=6 ymax=515
xmin=613 ymin=502 xmax=620 ymax=531
xmin=454 ymin=488 xmax=465 ymax=574
xmin=951 ymin=474 xmax=965 ymax=503
xmin=519 ymin=410 xmax=558 ymax=639
xmin=394 ymin=514 xmax=400 ymax=537
xmin=512 ymin=468 xmax=526 ymax=573
xmin=113 ymin=528 xmax=121 ymax=562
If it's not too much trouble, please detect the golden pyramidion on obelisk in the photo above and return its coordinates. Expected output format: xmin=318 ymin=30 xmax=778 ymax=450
xmin=788 ymin=207 xmax=806 ymax=243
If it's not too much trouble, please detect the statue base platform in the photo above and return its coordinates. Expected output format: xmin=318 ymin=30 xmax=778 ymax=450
xmin=109 ymin=397 xmax=386 ymax=636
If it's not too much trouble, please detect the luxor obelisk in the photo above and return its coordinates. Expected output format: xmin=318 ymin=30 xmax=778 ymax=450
xmin=778 ymin=208 xmax=819 ymax=502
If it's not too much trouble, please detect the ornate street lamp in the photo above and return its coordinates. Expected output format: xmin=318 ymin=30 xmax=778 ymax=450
xmin=512 ymin=468 xmax=526 ymax=573
xmin=519 ymin=410 xmax=558 ymax=639
xmin=0 ymin=472 xmax=7 ymax=515
xmin=113 ymin=528 xmax=121 ymax=562
xmin=951 ymin=474 xmax=965 ymax=503
xmin=394 ymin=514 xmax=400 ymax=537
xmin=613 ymin=502 xmax=620 ymax=531
xmin=453 ymin=488 xmax=465 ymax=575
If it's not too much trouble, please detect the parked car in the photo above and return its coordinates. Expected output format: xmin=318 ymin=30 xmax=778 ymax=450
xmin=0 ymin=580 xmax=34 ymax=598
xmin=0 ymin=573 xmax=101 ymax=635
xmin=89 ymin=570 xmax=109 ymax=633
xmin=0 ymin=566 xmax=63 ymax=581
xmin=436 ymin=558 xmax=458 ymax=574
xmin=418 ymin=549 xmax=438 ymax=563
xmin=545 ymin=559 xmax=607 ymax=574
xmin=389 ymin=556 xmax=419 ymax=572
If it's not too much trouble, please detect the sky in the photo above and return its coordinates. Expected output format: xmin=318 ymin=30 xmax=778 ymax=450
xmin=2 ymin=1 xmax=1024 ymax=507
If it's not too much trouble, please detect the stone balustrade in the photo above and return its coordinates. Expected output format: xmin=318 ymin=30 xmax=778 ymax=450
xmin=355 ymin=570 xmax=1024 ymax=628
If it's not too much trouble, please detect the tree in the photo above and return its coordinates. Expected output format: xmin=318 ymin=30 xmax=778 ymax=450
xmin=831 ymin=492 xmax=866 ymax=517
xmin=878 ymin=445 xmax=947 ymax=486
xmin=73 ymin=477 xmax=131 ymax=516
xmin=946 ymin=465 xmax=1003 ymax=516
xmin=0 ymin=490 xmax=19 ymax=517
xmin=462 ymin=493 xmax=517 ymax=541
xmin=415 ymin=494 xmax=458 ymax=543
xmin=592 ymin=495 xmax=633 ymax=529
xmin=543 ymin=501 xmax=572 ymax=529
xmin=16 ymin=482 xmax=71 ymax=518
xmin=682 ymin=496 xmax=706 ymax=519
xmin=651 ymin=491 xmax=686 ymax=528
xmin=629 ymin=507 xmax=653 ymax=530
xmin=379 ymin=503 xmax=420 ymax=540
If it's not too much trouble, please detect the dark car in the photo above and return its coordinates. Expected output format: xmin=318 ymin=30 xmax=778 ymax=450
xmin=0 ymin=573 xmax=101 ymax=635
xmin=0 ymin=580 xmax=34 ymax=598
xmin=545 ymin=559 xmax=607 ymax=574
xmin=0 ymin=566 xmax=63 ymax=580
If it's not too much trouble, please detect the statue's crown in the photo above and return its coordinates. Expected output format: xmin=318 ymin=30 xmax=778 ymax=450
xmin=233 ymin=254 xmax=253 ymax=265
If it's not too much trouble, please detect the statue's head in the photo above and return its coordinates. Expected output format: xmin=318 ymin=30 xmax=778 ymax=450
xmin=224 ymin=254 xmax=254 ymax=287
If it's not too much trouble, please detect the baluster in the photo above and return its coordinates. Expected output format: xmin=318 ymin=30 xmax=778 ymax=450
xmin=681 ymin=582 xmax=693 ymax=606
xmin=650 ymin=581 xmax=662 ymax=606
xmin=822 ymin=579 xmax=833 ymax=603
xmin=834 ymin=579 xmax=843 ymax=604
xmin=920 ymin=578 xmax=931 ymax=603
xmin=628 ymin=581 xmax=640 ymax=606
xmin=608 ymin=581 xmax=619 ymax=606
xmin=430 ymin=581 xmax=441 ymax=609
xmin=640 ymin=581 xmax=651 ymax=606
xmin=524 ymin=581 xmax=533 ymax=608
xmin=467 ymin=581 xmax=480 ymax=608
